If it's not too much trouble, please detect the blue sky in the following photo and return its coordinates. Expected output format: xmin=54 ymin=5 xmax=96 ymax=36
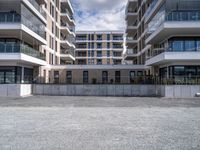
xmin=71 ymin=0 xmax=128 ymax=31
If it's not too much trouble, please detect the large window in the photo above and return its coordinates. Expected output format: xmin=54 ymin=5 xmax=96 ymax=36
xmin=130 ymin=71 xmax=135 ymax=83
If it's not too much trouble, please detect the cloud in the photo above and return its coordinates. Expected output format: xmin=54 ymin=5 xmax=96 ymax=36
xmin=71 ymin=0 xmax=128 ymax=31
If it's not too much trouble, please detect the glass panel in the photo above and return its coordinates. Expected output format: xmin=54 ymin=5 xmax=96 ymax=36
xmin=185 ymin=40 xmax=195 ymax=51
xmin=172 ymin=41 xmax=184 ymax=51
xmin=6 ymin=43 xmax=13 ymax=52
xmin=0 ymin=72 xmax=4 ymax=84
xmin=0 ymin=42 xmax=5 ymax=52
xmin=174 ymin=66 xmax=185 ymax=76
xmin=5 ymin=72 xmax=15 ymax=84
xmin=197 ymin=41 xmax=200 ymax=51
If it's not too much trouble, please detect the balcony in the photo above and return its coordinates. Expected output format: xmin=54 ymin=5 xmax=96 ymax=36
xmin=27 ymin=0 xmax=46 ymax=19
xmin=124 ymin=49 xmax=138 ymax=60
xmin=146 ymin=11 xmax=200 ymax=44
xmin=60 ymin=8 xmax=75 ymax=26
xmin=0 ymin=12 xmax=46 ymax=44
xmin=60 ymin=34 xmax=75 ymax=48
xmin=60 ymin=21 xmax=75 ymax=36
xmin=0 ymin=42 xmax=46 ymax=65
xmin=60 ymin=49 xmax=75 ymax=61
xmin=146 ymin=43 xmax=200 ymax=66
xmin=125 ymin=0 xmax=138 ymax=18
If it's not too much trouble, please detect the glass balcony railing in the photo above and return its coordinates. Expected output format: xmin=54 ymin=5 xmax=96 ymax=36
xmin=166 ymin=11 xmax=200 ymax=22
xmin=0 ymin=42 xmax=45 ymax=60
xmin=0 ymin=12 xmax=45 ymax=39
xmin=145 ymin=0 xmax=158 ymax=18
xmin=28 ymin=0 xmax=46 ymax=18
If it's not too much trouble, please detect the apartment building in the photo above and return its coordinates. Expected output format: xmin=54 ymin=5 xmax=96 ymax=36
xmin=75 ymin=31 xmax=124 ymax=65
xmin=0 ymin=0 xmax=75 ymax=84
xmin=125 ymin=0 xmax=200 ymax=79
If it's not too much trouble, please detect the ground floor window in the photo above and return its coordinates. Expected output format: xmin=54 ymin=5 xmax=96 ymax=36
xmin=130 ymin=71 xmax=136 ymax=83
xmin=83 ymin=71 xmax=88 ymax=84
xmin=66 ymin=71 xmax=72 ymax=84
xmin=54 ymin=71 xmax=59 ymax=84
xmin=0 ymin=66 xmax=33 ymax=84
xmin=115 ymin=71 xmax=121 ymax=83
xmin=102 ymin=71 xmax=108 ymax=84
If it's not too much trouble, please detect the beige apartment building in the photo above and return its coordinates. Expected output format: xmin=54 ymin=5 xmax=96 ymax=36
xmin=75 ymin=31 xmax=124 ymax=65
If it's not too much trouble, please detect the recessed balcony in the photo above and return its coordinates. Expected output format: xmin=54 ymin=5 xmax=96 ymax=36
xmin=0 ymin=12 xmax=46 ymax=45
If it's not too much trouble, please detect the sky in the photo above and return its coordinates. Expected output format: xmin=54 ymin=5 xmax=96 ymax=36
xmin=71 ymin=0 xmax=128 ymax=31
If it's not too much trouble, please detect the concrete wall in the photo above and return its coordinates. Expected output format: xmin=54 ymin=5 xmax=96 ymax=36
xmin=160 ymin=85 xmax=200 ymax=98
xmin=32 ymin=84 xmax=159 ymax=97
xmin=0 ymin=84 xmax=32 ymax=97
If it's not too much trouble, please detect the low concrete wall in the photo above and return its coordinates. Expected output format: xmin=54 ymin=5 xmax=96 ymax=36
xmin=0 ymin=84 xmax=32 ymax=97
xmin=33 ymin=84 xmax=159 ymax=97
xmin=160 ymin=85 xmax=200 ymax=98
xmin=1 ymin=84 xmax=200 ymax=98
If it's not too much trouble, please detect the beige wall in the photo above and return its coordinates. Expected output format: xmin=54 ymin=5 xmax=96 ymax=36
xmin=48 ymin=69 xmax=145 ymax=84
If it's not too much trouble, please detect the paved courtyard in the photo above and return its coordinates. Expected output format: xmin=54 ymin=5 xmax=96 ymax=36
xmin=0 ymin=96 xmax=200 ymax=150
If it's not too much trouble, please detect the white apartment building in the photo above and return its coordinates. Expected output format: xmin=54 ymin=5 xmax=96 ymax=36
xmin=0 ymin=0 xmax=75 ymax=84
xmin=125 ymin=0 xmax=200 ymax=79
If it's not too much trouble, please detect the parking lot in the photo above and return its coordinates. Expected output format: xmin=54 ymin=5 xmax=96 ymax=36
xmin=0 ymin=96 xmax=200 ymax=150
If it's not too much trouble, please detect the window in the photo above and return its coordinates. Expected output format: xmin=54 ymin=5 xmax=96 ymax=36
xmin=97 ymin=59 xmax=102 ymax=65
xmin=83 ymin=71 xmax=88 ymax=84
xmin=107 ymin=59 xmax=110 ymax=64
xmin=197 ymin=41 xmax=200 ymax=51
xmin=66 ymin=71 xmax=72 ymax=84
xmin=107 ymin=34 xmax=110 ymax=41
xmin=54 ymin=71 xmax=59 ymax=83
xmin=130 ymin=71 xmax=135 ymax=83
xmin=107 ymin=51 xmax=110 ymax=57
xmin=102 ymin=71 xmax=108 ymax=83
xmin=97 ymin=43 xmax=102 ymax=49
xmin=107 ymin=43 xmax=110 ymax=49
xmin=115 ymin=71 xmax=121 ymax=83
xmin=97 ymin=35 xmax=102 ymax=40
xmin=97 ymin=51 xmax=102 ymax=57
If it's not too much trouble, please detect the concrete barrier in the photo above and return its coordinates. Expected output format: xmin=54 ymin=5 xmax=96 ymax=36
xmin=0 ymin=84 xmax=32 ymax=97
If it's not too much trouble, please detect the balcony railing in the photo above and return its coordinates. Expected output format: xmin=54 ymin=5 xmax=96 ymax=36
xmin=61 ymin=9 xmax=74 ymax=20
xmin=61 ymin=49 xmax=75 ymax=57
xmin=126 ymin=49 xmax=137 ymax=55
xmin=0 ymin=12 xmax=45 ymax=38
xmin=28 ymin=0 xmax=46 ymax=18
xmin=0 ymin=42 xmax=45 ymax=60
xmin=145 ymin=0 xmax=158 ymax=18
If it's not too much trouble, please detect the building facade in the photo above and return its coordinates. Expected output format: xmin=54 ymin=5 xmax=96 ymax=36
xmin=76 ymin=31 xmax=124 ymax=65
xmin=124 ymin=0 xmax=200 ymax=80
xmin=0 ymin=0 xmax=75 ymax=84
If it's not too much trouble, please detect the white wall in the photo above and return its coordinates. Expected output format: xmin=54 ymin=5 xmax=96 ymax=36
xmin=0 ymin=84 xmax=32 ymax=97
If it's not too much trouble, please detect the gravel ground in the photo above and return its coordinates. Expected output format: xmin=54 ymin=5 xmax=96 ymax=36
xmin=0 ymin=96 xmax=200 ymax=150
